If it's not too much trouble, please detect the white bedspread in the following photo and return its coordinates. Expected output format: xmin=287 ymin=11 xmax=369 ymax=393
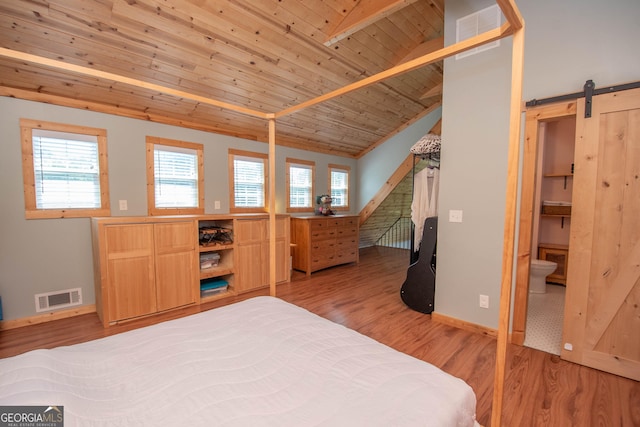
xmin=0 ymin=297 xmax=478 ymax=426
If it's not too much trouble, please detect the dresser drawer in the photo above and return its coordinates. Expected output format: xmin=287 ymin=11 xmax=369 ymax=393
xmin=310 ymin=228 xmax=337 ymax=240
xmin=334 ymin=217 xmax=358 ymax=227
xmin=310 ymin=253 xmax=336 ymax=269
xmin=335 ymin=249 xmax=357 ymax=263
xmin=336 ymin=236 xmax=357 ymax=248
xmin=336 ymin=227 xmax=357 ymax=238
xmin=311 ymin=239 xmax=336 ymax=253
xmin=309 ymin=219 xmax=330 ymax=231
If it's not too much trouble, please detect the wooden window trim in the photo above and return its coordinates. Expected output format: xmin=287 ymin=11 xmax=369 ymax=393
xmin=228 ymin=149 xmax=268 ymax=213
xmin=20 ymin=118 xmax=111 ymax=219
xmin=146 ymin=136 xmax=204 ymax=216
xmin=328 ymin=163 xmax=351 ymax=210
xmin=286 ymin=157 xmax=315 ymax=213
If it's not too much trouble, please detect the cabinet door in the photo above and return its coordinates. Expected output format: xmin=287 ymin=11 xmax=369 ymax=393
xmin=105 ymin=224 xmax=156 ymax=322
xmin=235 ymin=219 xmax=268 ymax=292
xmin=154 ymin=221 xmax=198 ymax=311
xmin=268 ymin=217 xmax=290 ymax=283
xmin=290 ymin=218 xmax=310 ymax=273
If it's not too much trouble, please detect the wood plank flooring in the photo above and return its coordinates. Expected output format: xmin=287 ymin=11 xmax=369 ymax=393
xmin=1 ymin=246 xmax=638 ymax=426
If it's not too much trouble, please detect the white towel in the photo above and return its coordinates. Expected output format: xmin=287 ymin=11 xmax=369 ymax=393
xmin=411 ymin=167 xmax=439 ymax=252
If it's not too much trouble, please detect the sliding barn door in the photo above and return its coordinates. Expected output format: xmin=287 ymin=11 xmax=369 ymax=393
xmin=562 ymin=88 xmax=640 ymax=380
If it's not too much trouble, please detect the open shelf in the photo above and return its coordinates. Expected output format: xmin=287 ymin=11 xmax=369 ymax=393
xmin=199 ymin=243 xmax=233 ymax=252
xmin=198 ymin=218 xmax=235 ymax=304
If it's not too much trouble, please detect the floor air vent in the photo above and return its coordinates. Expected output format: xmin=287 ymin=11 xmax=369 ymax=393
xmin=35 ymin=288 xmax=82 ymax=312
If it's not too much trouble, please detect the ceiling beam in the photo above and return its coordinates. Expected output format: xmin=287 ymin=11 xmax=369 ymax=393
xmin=324 ymin=0 xmax=420 ymax=46
xmin=278 ymin=23 xmax=512 ymax=118
xmin=0 ymin=48 xmax=269 ymax=120
xmin=420 ymin=83 xmax=443 ymax=100
xmin=397 ymin=37 xmax=444 ymax=65
xmin=0 ymin=86 xmax=262 ymax=141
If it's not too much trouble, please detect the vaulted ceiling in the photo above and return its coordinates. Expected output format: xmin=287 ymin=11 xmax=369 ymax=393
xmin=0 ymin=0 xmax=445 ymax=158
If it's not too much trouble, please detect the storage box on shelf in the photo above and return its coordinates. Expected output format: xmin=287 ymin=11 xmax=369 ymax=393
xmin=200 ymin=252 xmax=220 ymax=269
xmin=200 ymin=277 xmax=229 ymax=298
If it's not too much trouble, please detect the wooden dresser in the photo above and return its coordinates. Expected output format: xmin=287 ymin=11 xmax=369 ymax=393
xmin=290 ymin=215 xmax=359 ymax=276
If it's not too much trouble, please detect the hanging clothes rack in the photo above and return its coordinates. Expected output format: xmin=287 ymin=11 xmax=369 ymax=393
xmin=409 ymin=133 xmax=441 ymax=263
xmin=401 ymin=132 xmax=441 ymax=314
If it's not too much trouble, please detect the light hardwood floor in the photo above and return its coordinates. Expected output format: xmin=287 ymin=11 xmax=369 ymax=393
xmin=1 ymin=246 xmax=638 ymax=426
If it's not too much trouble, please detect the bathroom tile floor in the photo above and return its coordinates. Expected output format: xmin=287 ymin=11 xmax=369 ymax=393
xmin=523 ymin=283 xmax=566 ymax=355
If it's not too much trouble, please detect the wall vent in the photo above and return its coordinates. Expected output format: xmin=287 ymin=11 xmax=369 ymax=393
xmin=456 ymin=5 xmax=502 ymax=60
xmin=35 ymin=288 xmax=82 ymax=312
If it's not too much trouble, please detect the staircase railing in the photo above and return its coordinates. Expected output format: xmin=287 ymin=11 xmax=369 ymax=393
xmin=376 ymin=217 xmax=412 ymax=249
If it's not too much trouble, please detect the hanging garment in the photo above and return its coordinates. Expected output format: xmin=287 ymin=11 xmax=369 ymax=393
xmin=411 ymin=167 xmax=439 ymax=252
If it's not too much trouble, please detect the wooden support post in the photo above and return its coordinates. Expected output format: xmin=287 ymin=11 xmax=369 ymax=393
xmin=268 ymin=115 xmax=277 ymax=297
xmin=491 ymin=19 xmax=525 ymax=427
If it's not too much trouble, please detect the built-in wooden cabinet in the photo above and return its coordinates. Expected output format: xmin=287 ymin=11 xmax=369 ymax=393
xmin=92 ymin=214 xmax=290 ymax=326
xmin=291 ymin=215 xmax=359 ymax=276
xmin=155 ymin=222 xmax=199 ymax=310
xmin=235 ymin=216 xmax=290 ymax=292
xmin=235 ymin=219 xmax=268 ymax=293
xmin=92 ymin=218 xmax=198 ymax=327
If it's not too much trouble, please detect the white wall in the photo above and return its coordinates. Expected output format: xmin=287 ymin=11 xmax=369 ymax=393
xmin=0 ymin=98 xmax=356 ymax=321
xmin=435 ymin=0 xmax=640 ymax=328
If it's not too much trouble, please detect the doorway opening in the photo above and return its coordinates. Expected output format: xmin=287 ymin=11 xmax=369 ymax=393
xmin=511 ymin=101 xmax=577 ymax=352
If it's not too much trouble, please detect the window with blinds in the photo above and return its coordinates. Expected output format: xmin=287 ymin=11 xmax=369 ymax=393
xmin=229 ymin=150 xmax=267 ymax=212
xmin=329 ymin=164 xmax=350 ymax=209
xmin=20 ymin=119 xmax=110 ymax=219
xmin=32 ymin=130 xmax=101 ymax=209
xmin=146 ymin=136 xmax=204 ymax=215
xmin=286 ymin=158 xmax=315 ymax=212
xmin=154 ymin=146 xmax=198 ymax=208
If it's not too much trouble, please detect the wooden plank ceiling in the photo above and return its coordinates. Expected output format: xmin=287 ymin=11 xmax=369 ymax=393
xmin=0 ymin=0 xmax=444 ymax=158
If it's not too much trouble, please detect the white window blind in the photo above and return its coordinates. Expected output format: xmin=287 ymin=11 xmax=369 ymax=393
xmin=32 ymin=129 xmax=101 ymax=209
xmin=289 ymin=164 xmax=313 ymax=208
xmin=154 ymin=145 xmax=199 ymax=208
xmin=234 ymin=156 xmax=265 ymax=208
xmin=330 ymin=169 xmax=348 ymax=207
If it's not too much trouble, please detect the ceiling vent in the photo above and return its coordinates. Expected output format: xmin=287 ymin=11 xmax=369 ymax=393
xmin=35 ymin=288 xmax=82 ymax=312
xmin=456 ymin=5 xmax=502 ymax=60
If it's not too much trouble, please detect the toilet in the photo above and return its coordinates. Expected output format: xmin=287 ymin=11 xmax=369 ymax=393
xmin=529 ymin=259 xmax=557 ymax=293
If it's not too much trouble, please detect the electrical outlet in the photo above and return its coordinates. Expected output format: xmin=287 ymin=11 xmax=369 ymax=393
xmin=449 ymin=209 xmax=463 ymax=223
xmin=479 ymin=294 xmax=489 ymax=309
xmin=118 ymin=200 xmax=128 ymax=211
xmin=214 ymin=200 xmax=221 ymax=210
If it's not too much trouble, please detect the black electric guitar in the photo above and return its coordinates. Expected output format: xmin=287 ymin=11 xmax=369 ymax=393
xmin=400 ymin=217 xmax=437 ymax=314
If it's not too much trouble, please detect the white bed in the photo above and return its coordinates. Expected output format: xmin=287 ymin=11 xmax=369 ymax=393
xmin=0 ymin=296 xmax=479 ymax=426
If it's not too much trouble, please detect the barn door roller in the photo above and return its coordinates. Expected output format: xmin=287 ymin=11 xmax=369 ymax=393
xmin=526 ymin=79 xmax=640 ymax=118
